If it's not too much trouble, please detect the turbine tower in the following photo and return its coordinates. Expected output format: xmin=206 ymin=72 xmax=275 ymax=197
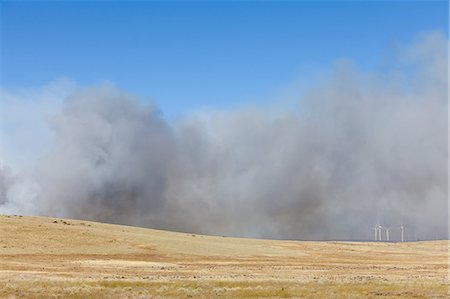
xmin=385 ymin=227 xmax=390 ymax=241
xmin=372 ymin=225 xmax=384 ymax=241
xmin=400 ymin=225 xmax=405 ymax=242
xmin=377 ymin=225 xmax=383 ymax=241
xmin=372 ymin=226 xmax=378 ymax=241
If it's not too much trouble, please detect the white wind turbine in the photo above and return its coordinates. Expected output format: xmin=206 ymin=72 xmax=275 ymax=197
xmin=372 ymin=224 xmax=384 ymax=241
xmin=385 ymin=227 xmax=390 ymax=241
xmin=400 ymin=225 xmax=405 ymax=242
xmin=377 ymin=225 xmax=383 ymax=241
xmin=372 ymin=226 xmax=379 ymax=241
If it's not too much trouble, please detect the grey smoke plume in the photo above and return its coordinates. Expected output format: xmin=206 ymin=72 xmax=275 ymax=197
xmin=0 ymin=32 xmax=447 ymax=240
xmin=0 ymin=166 xmax=14 ymax=205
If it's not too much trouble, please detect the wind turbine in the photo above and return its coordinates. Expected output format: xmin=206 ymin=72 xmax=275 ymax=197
xmin=400 ymin=225 xmax=405 ymax=242
xmin=377 ymin=225 xmax=383 ymax=241
xmin=372 ymin=226 xmax=379 ymax=241
xmin=372 ymin=225 xmax=384 ymax=241
xmin=385 ymin=227 xmax=390 ymax=241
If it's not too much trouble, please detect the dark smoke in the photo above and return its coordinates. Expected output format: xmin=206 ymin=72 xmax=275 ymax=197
xmin=0 ymin=32 xmax=447 ymax=240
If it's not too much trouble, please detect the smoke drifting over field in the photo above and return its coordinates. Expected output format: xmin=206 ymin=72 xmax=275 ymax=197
xmin=0 ymin=32 xmax=447 ymax=240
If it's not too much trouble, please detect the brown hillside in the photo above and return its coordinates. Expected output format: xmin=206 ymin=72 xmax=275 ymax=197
xmin=0 ymin=215 xmax=448 ymax=298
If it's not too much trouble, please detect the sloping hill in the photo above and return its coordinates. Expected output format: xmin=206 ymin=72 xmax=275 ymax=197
xmin=0 ymin=215 xmax=448 ymax=298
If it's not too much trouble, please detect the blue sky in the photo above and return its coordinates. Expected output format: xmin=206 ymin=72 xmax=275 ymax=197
xmin=1 ymin=1 xmax=448 ymax=118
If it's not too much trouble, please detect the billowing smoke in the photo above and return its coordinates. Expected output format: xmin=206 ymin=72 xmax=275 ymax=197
xmin=0 ymin=166 xmax=14 ymax=205
xmin=0 ymin=32 xmax=447 ymax=240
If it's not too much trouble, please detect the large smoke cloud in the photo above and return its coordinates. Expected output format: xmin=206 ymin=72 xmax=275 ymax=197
xmin=0 ymin=32 xmax=447 ymax=240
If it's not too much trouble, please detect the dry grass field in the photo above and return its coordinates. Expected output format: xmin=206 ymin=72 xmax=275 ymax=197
xmin=0 ymin=215 xmax=448 ymax=298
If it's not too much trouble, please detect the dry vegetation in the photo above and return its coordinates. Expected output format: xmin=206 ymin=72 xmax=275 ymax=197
xmin=0 ymin=215 xmax=448 ymax=298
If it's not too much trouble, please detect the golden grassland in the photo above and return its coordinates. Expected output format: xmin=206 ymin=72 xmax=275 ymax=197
xmin=0 ymin=215 xmax=448 ymax=298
